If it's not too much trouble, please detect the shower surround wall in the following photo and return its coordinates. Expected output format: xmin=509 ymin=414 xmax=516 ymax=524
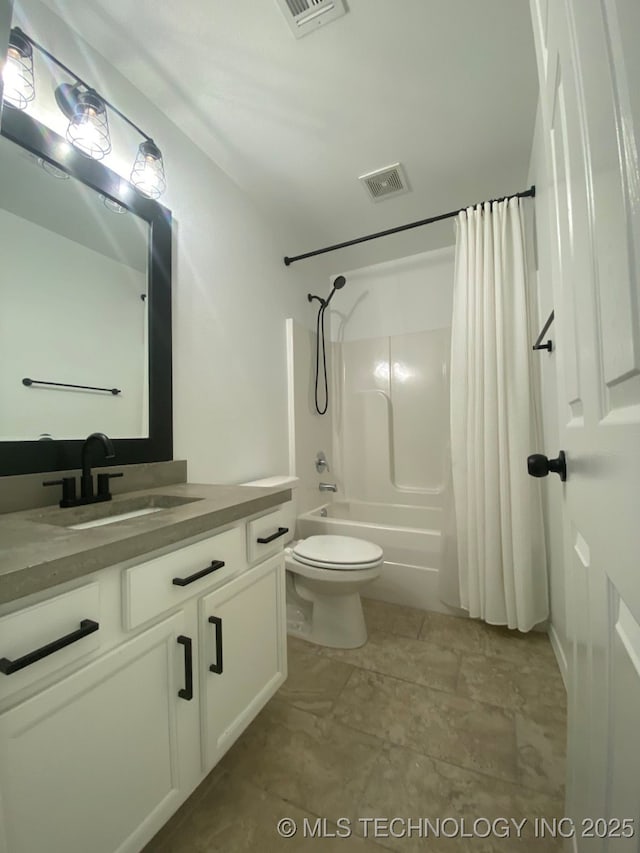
xmin=334 ymin=330 xmax=450 ymax=505
xmin=289 ymin=246 xmax=460 ymax=611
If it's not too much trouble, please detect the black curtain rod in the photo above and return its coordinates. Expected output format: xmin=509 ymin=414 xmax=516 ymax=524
xmin=283 ymin=185 xmax=536 ymax=266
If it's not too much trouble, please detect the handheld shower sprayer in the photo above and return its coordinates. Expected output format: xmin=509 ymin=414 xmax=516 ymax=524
xmin=307 ymin=275 xmax=346 ymax=308
xmin=324 ymin=275 xmax=346 ymax=307
xmin=309 ymin=275 xmax=347 ymax=415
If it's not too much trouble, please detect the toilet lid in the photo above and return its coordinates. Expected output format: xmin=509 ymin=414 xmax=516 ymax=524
xmin=292 ymin=535 xmax=383 ymax=569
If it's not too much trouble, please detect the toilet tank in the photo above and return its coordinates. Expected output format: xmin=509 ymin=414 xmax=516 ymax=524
xmin=241 ymin=476 xmax=299 ymax=545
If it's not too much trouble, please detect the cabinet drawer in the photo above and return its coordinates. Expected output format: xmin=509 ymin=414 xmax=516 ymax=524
xmin=0 ymin=583 xmax=101 ymax=700
xmin=246 ymin=508 xmax=289 ymax=564
xmin=124 ymin=525 xmax=245 ymax=629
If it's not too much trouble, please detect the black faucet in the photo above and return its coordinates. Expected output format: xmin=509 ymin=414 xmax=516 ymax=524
xmin=81 ymin=432 xmax=115 ymax=500
xmin=43 ymin=432 xmax=123 ymax=508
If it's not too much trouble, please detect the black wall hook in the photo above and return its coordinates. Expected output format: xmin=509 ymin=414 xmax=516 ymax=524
xmin=533 ymin=310 xmax=555 ymax=352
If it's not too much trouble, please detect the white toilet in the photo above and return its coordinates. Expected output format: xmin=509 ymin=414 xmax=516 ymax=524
xmin=242 ymin=476 xmax=383 ymax=649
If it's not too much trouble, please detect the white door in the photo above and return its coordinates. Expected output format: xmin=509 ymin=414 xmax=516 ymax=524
xmin=0 ymin=613 xmax=192 ymax=853
xmin=199 ymin=553 xmax=287 ymax=771
xmin=530 ymin=0 xmax=640 ymax=846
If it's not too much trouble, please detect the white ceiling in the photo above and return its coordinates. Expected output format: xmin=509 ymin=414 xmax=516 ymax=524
xmin=33 ymin=0 xmax=539 ymax=270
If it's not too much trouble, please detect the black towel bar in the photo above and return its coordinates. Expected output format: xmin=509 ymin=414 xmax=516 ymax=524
xmin=23 ymin=378 xmax=121 ymax=395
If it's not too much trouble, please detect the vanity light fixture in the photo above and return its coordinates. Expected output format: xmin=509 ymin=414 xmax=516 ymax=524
xmin=1 ymin=29 xmax=35 ymax=109
xmin=2 ymin=27 xmax=167 ymax=198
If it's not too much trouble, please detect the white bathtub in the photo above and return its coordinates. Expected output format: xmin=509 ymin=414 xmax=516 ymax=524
xmin=296 ymin=499 xmax=448 ymax=611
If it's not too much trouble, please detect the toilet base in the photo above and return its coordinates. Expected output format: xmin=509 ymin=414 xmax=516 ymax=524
xmin=286 ymin=571 xmax=368 ymax=649
xmin=286 ymin=601 xmax=312 ymax=637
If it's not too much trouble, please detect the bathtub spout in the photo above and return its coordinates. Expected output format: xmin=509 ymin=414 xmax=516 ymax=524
xmin=319 ymin=482 xmax=338 ymax=492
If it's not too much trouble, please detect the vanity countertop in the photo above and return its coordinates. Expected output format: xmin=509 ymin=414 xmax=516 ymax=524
xmin=0 ymin=482 xmax=291 ymax=606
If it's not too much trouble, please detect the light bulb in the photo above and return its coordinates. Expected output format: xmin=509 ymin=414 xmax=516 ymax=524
xmin=2 ymin=32 xmax=35 ymax=109
xmin=3 ymin=48 xmax=22 ymax=90
xmin=66 ymin=90 xmax=111 ymax=160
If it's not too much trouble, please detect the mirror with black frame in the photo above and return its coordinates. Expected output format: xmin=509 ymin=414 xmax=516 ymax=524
xmin=0 ymin=107 xmax=173 ymax=476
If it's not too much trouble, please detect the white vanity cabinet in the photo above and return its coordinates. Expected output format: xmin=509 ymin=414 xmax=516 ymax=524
xmin=0 ymin=509 xmax=287 ymax=853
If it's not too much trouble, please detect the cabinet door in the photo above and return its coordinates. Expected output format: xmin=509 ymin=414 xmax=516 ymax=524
xmin=0 ymin=613 xmax=195 ymax=853
xmin=200 ymin=553 xmax=287 ymax=770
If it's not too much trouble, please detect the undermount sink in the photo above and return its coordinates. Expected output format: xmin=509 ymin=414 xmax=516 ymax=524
xmin=31 ymin=494 xmax=202 ymax=530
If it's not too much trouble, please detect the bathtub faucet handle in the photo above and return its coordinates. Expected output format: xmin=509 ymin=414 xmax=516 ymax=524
xmin=315 ymin=451 xmax=330 ymax=473
xmin=319 ymin=482 xmax=338 ymax=493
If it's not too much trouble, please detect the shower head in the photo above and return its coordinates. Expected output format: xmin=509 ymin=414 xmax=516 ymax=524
xmin=307 ymin=275 xmax=347 ymax=307
xmin=324 ymin=274 xmax=347 ymax=306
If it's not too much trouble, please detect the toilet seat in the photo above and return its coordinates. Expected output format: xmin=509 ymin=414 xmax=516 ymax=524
xmin=285 ymin=551 xmax=382 ymax=585
xmin=292 ymin=535 xmax=383 ymax=571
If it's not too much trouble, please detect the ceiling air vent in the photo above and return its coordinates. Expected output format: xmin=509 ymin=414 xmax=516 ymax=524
xmin=275 ymin=0 xmax=347 ymax=39
xmin=359 ymin=163 xmax=410 ymax=203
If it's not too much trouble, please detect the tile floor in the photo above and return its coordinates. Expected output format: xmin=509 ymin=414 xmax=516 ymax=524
xmin=143 ymin=599 xmax=567 ymax=852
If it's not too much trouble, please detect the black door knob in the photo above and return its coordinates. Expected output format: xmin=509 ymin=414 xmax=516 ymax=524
xmin=527 ymin=451 xmax=567 ymax=481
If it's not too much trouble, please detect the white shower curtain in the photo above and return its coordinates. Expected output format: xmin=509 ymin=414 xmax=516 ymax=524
xmin=449 ymin=197 xmax=548 ymax=631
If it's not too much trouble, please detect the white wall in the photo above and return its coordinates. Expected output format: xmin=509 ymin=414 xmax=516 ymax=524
xmin=6 ymin=0 xmax=317 ymax=483
xmin=529 ymin=105 xmax=569 ymax=675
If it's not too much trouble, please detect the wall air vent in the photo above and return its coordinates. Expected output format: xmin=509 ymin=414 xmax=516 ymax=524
xmin=275 ymin=0 xmax=347 ymax=39
xmin=359 ymin=163 xmax=410 ymax=202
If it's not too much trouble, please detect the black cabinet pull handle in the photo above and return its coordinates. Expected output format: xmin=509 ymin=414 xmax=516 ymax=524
xmin=208 ymin=616 xmax=223 ymax=674
xmin=0 ymin=619 xmax=99 ymax=676
xmin=177 ymin=635 xmax=193 ymax=700
xmin=172 ymin=560 xmax=225 ymax=587
xmin=256 ymin=526 xmax=289 ymax=544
